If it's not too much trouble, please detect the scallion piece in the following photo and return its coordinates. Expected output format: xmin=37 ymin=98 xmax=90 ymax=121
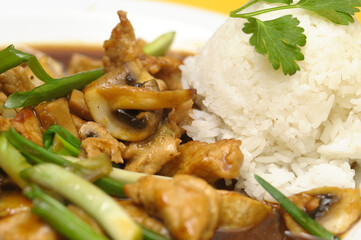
xmin=4 ymin=67 xmax=103 ymax=109
xmin=254 ymin=174 xmax=339 ymax=240
xmin=143 ymin=31 xmax=175 ymax=57
xmin=0 ymin=133 xmax=31 ymax=188
xmin=21 ymin=163 xmax=142 ymax=240
xmin=43 ymin=125 xmax=81 ymax=156
xmin=0 ymin=45 xmax=104 ymax=109
xmin=24 ymin=184 xmax=109 ymax=240
xmin=6 ymin=127 xmax=126 ymax=197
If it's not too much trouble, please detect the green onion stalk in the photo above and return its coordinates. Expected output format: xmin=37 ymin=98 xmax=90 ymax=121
xmin=21 ymin=163 xmax=142 ymax=240
xmin=0 ymin=45 xmax=104 ymax=109
xmin=254 ymin=174 xmax=339 ymax=240
xmin=0 ymin=133 xmax=110 ymax=240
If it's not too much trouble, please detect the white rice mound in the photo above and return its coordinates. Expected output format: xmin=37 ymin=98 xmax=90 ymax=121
xmin=181 ymin=2 xmax=361 ymax=200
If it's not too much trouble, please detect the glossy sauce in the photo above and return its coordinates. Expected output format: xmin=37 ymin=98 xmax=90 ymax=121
xmin=32 ymin=44 xmax=295 ymax=240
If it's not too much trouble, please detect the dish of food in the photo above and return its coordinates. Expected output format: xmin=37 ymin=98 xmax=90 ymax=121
xmin=1 ymin=0 xmax=361 ymax=240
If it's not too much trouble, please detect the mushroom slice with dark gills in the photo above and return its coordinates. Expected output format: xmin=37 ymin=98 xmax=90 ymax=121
xmin=84 ymin=83 xmax=195 ymax=141
xmin=283 ymin=187 xmax=361 ymax=235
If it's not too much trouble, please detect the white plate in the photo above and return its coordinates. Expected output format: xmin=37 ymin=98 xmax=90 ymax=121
xmin=0 ymin=0 xmax=226 ymax=52
xmin=1 ymin=0 xmax=360 ymax=239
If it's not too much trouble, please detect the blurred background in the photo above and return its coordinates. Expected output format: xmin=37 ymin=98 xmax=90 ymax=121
xmin=159 ymin=0 xmax=361 ymax=21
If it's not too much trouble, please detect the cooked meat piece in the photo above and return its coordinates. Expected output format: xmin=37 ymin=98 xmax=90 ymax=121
xmin=71 ymin=114 xmax=86 ymax=132
xmin=283 ymin=187 xmax=361 ymax=235
xmin=123 ymin=127 xmax=181 ymax=173
xmin=35 ymin=98 xmax=79 ymax=139
xmin=0 ymin=211 xmax=59 ymax=240
xmin=117 ymin=200 xmax=170 ymax=238
xmin=0 ymin=66 xmax=34 ymax=95
xmin=103 ymin=11 xmax=140 ymax=72
xmin=124 ymin=175 xmax=220 ymax=240
xmin=10 ymin=108 xmax=43 ymax=146
xmin=79 ymin=122 xmax=125 ymax=164
xmin=0 ymin=92 xmax=6 ymax=102
xmin=0 ymin=191 xmax=32 ymax=218
xmin=165 ymin=99 xmax=193 ymax=138
xmin=160 ymin=139 xmax=243 ymax=183
xmin=217 ymin=190 xmax=272 ymax=229
xmin=69 ymin=89 xmax=93 ymax=120
xmin=0 ymin=116 xmax=11 ymax=131
xmin=69 ymin=53 xmax=102 ymax=74
xmin=123 ymin=100 xmax=193 ymax=174
xmin=139 ymin=55 xmax=183 ymax=90
xmin=81 ymin=137 xmax=125 ymax=164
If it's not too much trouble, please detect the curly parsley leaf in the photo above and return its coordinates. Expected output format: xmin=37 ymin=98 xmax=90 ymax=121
xmin=295 ymin=0 xmax=361 ymax=25
xmin=243 ymin=15 xmax=306 ymax=75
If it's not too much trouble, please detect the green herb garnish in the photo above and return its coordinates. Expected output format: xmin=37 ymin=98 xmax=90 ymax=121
xmin=230 ymin=0 xmax=361 ymax=75
xmin=143 ymin=31 xmax=176 ymax=57
xmin=43 ymin=125 xmax=81 ymax=156
xmin=254 ymin=174 xmax=339 ymax=240
xmin=0 ymin=45 xmax=104 ymax=108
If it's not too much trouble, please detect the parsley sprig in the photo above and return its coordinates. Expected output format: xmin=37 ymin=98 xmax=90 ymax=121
xmin=230 ymin=0 xmax=361 ymax=75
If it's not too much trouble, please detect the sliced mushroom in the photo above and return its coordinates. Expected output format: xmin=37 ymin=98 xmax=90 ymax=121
xmin=85 ymin=85 xmax=196 ymax=111
xmin=283 ymin=187 xmax=361 ymax=235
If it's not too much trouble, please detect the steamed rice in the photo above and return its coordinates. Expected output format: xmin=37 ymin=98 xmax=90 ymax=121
xmin=181 ymin=2 xmax=361 ymax=200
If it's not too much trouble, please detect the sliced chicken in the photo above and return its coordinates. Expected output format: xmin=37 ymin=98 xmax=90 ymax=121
xmin=0 ymin=116 xmax=11 ymax=131
xmin=0 ymin=211 xmax=59 ymax=240
xmin=69 ymin=89 xmax=93 ymax=120
xmin=218 ymin=190 xmax=272 ymax=229
xmin=0 ymin=66 xmax=34 ymax=95
xmin=79 ymin=122 xmax=125 ymax=164
xmin=124 ymin=175 xmax=220 ymax=240
xmin=117 ymin=200 xmax=170 ymax=238
xmin=160 ymin=139 xmax=243 ymax=183
xmin=0 ymin=191 xmax=32 ymax=218
xmin=103 ymin=11 xmax=140 ymax=72
xmin=10 ymin=108 xmax=43 ymax=146
xmin=34 ymin=98 xmax=79 ymax=139
xmin=123 ymin=100 xmax=193 ymax=174
xmin=69 ymin=53 xmax=102 ymax=74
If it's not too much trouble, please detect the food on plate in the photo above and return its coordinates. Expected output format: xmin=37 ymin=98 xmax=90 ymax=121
xmin=182 ymin=0 xmax=361 ymax=201
xmin=0 ymin=1 xmax=361 ymax=239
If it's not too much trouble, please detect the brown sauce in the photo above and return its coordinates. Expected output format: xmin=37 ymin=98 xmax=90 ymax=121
xmin=27 ymin=44 xmax=301 ymax=240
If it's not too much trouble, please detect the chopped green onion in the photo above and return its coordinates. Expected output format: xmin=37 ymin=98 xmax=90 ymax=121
xmin=43 ymin=125 xmax=81 ymax=153
xmin=6 ymin=127 xmax=126 ymax=197
xmin=21 ymin=163 xmax=142 ymax=240
xmin=24 ymin=184 xmax=109 ymax=240
xmin=143 ymin=32 xmax=175 ymax=57
xmin=0 ymin=45 xmax=53 ymax=81
xmin=254 ymin=174 xmax=339 ymax=240
xmin=50 ymin=133 xmax=80 ymax=157
xmin=0 ymin=132 xmax=31 ymax=188
xmin=4 ymin=67 xmax=103 ymax=109
xmin=0 ymin=45 xmax=103 ymax=109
